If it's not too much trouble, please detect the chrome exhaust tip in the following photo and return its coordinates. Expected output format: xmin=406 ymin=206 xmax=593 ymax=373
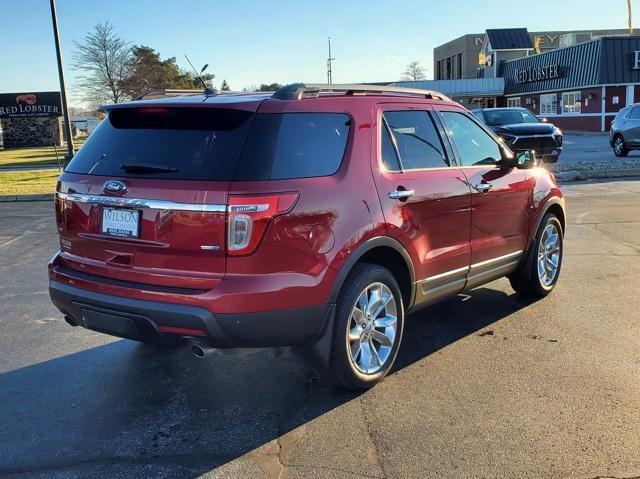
xmin=191 ymin=343 xmax=208 ymax=358
xmin=184 ymin=338 xmax=213 ymax=358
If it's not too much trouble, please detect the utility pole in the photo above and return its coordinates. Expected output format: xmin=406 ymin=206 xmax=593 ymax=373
xmin=327 ymin=37 xmax=335 ymax=84
xmin=629 ymin=0 xmax=634 ymax=36
xmin=49 ymin=0 xmax=74 ymax=160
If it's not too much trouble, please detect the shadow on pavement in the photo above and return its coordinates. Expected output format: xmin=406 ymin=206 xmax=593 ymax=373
xmin=0 ymin=286 xmax=536 ymax=477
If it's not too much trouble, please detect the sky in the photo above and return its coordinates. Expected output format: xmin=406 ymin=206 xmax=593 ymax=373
xmin=0 ymin=0 xmax=635 ymax=106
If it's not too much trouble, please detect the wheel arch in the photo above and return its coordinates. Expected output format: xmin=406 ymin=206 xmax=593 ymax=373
xmin=519 ymin=196 xmax=565 ymax=275
xmin=327 ymin=236 xmax=415 ymax=309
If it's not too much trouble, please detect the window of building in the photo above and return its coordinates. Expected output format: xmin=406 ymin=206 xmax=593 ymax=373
xmin=383 ymin=111 xmax=448 ymax=170
xmin=540 ymin=94 xmax=557 ymax=115
xmin=507 ymin=97 xmax=521 ymax=107
xmin=561 ymin=91 xmax=582 ymax=114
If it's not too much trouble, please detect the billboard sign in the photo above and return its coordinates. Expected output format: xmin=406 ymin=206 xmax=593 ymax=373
xmin=0 ymin=91 xmax=62 ymax=119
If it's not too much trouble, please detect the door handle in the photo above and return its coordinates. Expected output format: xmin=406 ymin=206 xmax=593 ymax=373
xmin=472 ymin=182 xmax=493 ymax=193
xmin=388 ymin=189 xmax=414 ymax=200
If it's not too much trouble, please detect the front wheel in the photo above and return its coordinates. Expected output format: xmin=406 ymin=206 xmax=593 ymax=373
xmin=509 ymin=213 xmax=563 ymax=297
xmin=329 ymin=263 xmax=404 ymax=390
xmin=613 ymin=135 xmax=629 ymax=157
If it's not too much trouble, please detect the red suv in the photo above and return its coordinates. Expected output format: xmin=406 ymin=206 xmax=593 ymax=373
xmin=49 ymin=84 xmax=565 ymax=389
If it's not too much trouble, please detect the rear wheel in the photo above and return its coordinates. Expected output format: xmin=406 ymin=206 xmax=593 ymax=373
xmin=329 ymin=263 xmax=404 ymax=390
xmin=613 ymin=135 xmax=629 ymax=157
xmin=509 ymin=213 xmax=563 ymax=297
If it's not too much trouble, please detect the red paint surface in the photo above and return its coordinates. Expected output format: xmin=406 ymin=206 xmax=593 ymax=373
xmin=50 ymin=94 xmax=563 ymax=316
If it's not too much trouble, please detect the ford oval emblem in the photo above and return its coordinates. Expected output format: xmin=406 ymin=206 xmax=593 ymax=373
xmin=103 ymin=180 xmax=127 ymax=194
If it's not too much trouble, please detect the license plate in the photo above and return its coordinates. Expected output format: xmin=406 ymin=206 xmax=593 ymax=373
xmin=101 ymin=208 xmax=140 ymax=238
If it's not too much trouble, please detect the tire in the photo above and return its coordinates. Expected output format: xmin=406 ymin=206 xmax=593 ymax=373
xmin=613 ymin=135 xmax=629 ymax=157
xmin=509 ymin=213 xmax=563 ymax=297
xmin=329 ymin=263 xmax=404 ymax=390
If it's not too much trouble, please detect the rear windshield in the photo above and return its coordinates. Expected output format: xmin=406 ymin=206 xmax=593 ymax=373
xmin=66 ymin=108 xmax=350 ymax=181
xmin=65 ymin=107 xmax=254 ymax=181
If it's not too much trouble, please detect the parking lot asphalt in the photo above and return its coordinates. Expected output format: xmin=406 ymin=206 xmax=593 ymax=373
xmin=1 ymin=180 xmax=640 ymax=479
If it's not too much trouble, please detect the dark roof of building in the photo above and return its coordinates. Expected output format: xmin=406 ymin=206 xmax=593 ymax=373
xmin=500 ymin=36 xmax=640 ymax=95
xmin=486 ymin=28 xmax=534 ymax=50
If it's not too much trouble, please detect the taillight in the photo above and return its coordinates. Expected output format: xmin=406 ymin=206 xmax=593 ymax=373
xmin=227 ymin=193 xmax=298 ymax=256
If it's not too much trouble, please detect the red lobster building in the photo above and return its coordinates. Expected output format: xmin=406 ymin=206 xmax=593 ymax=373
xmin=499 ymin=36 xmax=640 ymax=131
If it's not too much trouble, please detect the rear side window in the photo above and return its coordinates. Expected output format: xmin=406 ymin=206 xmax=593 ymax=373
xmin=270 ymin=113 xmax=350 ymax=180
xmin=382 ymin=111 xmax=448 ymax=170
xmin=235 ymin=112 xmax=350 ymax=180
xmin=65 ymin=108 xmax=254 ymax=181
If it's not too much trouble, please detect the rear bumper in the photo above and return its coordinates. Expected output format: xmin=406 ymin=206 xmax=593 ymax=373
xmin=49 ymin=280 xmax=333 ymax=348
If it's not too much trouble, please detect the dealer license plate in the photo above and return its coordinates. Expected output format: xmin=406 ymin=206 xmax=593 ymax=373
xmin=101 ymin=208 xmax=140 ymax=238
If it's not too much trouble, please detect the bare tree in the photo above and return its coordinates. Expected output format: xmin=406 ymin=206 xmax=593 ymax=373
xmin=401 ymin=61 xmax=426 ymax=81
xmin=72 ymin=22 xmax=131 ymax=104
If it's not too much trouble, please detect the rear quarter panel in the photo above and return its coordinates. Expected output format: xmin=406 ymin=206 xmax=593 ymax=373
xmin=225 ymin=97 xmax=387 ymax=311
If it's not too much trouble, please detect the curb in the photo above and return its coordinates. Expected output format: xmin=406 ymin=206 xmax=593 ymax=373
xmin=0 ymin=165 xmax=60 ymax=172
xmin=554 ymin=168 xmax=640 ymax=182
xmin=0 ymin=193 xmax=54 ymax=203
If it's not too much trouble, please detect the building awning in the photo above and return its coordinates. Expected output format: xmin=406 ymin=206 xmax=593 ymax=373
xmin=391 ymin=78 xmax=505 ymax=98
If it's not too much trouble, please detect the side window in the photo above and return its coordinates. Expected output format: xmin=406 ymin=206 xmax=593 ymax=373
xmin=382 ymin=111 xmax=448 ymax=170
xmin=440 ymin=111 xmax=502 ymax=166
xmin=380 ymin=124 xmax=401 ymax=172
xmin=270 ymin=113 xmax=350 ymax=180
xmin=629 ymin=107 xmax=640 ymax=120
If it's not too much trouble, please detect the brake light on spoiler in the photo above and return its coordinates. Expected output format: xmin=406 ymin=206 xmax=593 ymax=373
xmin=227 ymin=193 xmax=298 ymax=256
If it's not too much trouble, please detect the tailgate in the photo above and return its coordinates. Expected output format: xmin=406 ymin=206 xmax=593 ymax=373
xmin=53 ymin=105 xmax=258 ymax=291
xmin=55 ymin=174 xmax=229 ymax=290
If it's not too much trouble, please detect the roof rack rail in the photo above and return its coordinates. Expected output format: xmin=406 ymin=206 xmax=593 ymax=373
xmin=272 ymin=83 xmax=450 ymax=101
xmin=134 ymin=88 xmax=219 ymax=101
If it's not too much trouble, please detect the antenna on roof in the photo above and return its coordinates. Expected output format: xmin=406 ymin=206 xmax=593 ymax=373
xmin=185 ymin=55 xmax=216 ymax=96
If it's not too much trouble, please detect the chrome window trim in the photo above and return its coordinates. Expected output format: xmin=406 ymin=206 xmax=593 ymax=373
xmin=56 ymin=192 xmax=226 ymax=212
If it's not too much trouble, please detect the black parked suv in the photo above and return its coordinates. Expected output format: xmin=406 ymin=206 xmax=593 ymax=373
xmin=472 ymin=107 xmax=563 ymax=163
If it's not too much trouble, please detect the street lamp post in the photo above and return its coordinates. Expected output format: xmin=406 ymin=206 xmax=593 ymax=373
xmin=49 ymin=0 xmax=74 ymax=161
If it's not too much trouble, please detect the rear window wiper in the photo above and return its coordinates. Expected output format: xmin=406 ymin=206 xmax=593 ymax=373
xmin=120 ymin=163 xmax=178 ymax=173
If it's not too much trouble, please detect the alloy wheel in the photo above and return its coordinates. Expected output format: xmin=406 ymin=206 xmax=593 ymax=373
xmin=347 ymin=282 xmax=397 ymax=375
xmin=615 ymin=137 xmax=624 ymax=155
xmin=537 ymin=223 xmax=561 ymax=287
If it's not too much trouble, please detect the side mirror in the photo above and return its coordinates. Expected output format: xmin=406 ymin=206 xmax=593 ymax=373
xmin=515 ymin=150 xmax=540 ymax=169
xmin=540 ymin=117 xmax=548 ymax=123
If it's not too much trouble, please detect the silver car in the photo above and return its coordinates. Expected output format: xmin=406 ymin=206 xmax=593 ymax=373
xmin=610 ymin=104 xmax=640 ymax=157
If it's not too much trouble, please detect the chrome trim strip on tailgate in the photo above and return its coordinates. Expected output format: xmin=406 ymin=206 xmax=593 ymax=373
xmin=56 ymin=192 xmax=226 ymax=212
